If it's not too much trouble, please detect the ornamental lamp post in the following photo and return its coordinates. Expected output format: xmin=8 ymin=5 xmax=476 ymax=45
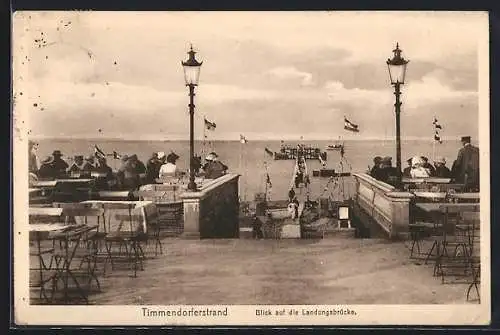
xmin=182 ymin=44 xmax=203 ymax=191
xmin=386 ymin=42 xmax=409 ymax=188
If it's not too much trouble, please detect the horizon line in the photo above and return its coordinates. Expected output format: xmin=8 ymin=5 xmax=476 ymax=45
xmin=28 ymin=135 xmax=466 ymax=142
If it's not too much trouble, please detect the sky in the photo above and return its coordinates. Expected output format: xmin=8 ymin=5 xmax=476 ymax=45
xmin=13 ymin=11 xmax=487 ymax=141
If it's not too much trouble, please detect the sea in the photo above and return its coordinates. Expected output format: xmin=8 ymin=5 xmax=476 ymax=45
xmin=33 ymin=139 xmax=464 ymax=202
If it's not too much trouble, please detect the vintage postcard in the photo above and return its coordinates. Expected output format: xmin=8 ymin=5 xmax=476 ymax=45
xmin=13 ymin=11 xmax=490 ymax=326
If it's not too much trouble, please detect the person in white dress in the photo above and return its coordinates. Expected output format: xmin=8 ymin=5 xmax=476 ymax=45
xmin=159 ymin=152 xmax=180 ymax=179
xmin=410 ymin=156 xmax=432 ymax=178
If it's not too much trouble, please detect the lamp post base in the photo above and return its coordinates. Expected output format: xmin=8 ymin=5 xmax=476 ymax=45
xmin=187 ymin=181 xmax=198 ymax=191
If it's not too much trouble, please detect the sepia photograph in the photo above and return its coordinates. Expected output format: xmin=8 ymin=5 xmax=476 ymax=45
xmin=12 ymin=11 xmax=490 ymax=325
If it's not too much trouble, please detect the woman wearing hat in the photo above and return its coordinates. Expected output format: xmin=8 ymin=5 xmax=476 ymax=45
xmin=409 ymin=156 xmax=432 ymax=178
xmin=159 ymin=152 xmax=180 ymax=179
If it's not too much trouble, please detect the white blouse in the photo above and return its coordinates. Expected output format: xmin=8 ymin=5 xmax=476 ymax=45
xmin=159 ymin=163 xmax=177 ymax=178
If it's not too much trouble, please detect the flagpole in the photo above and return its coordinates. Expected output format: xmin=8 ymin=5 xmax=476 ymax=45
xmin=432 ymin=136 xmax=436 ymax=162
xmin=203 ymin=115 xmax=206 ymax=163
xmin=243 ymin=139 xmax=247 ymax=202
xmin=239 ymin=139 xmax=243 ymax=201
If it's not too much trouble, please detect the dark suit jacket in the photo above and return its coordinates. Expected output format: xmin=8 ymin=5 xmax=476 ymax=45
xmin=455 ymin=144 xmax=480 ymax=189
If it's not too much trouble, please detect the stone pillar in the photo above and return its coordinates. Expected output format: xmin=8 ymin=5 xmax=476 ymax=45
xmin=180 ymin=174 xmax=240 ymax=239
xmin=182 ymin=198 xmax=201 ymax=239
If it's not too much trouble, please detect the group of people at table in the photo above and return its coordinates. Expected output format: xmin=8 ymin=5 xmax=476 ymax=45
xmin=369 ymin=136 xmax=480 ymax=192
xmin=29 ymin=140 xmax=229 ymax=191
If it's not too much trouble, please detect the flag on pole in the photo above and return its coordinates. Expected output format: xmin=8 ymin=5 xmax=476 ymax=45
xmin=344 ymin=116 xmax=359 ymax=132
xmin=266 ymin=173 xmax=272 ymax=188
xmin=433 ymin=117 xmax=443 ymax=143
xmin=94 ymin=145 xmax=106 ymax=159
xmin=433 ymin=117 xmax=442 ymax=129
xmin=204 ymin=118 xmax=216 ymax=131
xmin=434 ymin=133 xmax=442 ymax=143
xmin=240 ymin=134 xmax=248 ymax=144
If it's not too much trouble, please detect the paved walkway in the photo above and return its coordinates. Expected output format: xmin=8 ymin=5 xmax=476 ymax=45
xmin=89 ymin=237 xmax=473 ymax=305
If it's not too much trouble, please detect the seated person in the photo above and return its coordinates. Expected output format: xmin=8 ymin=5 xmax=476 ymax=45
xmin=409 ymin=156 xmax=432 ymax=178
xmin=51 ymin=150 xmax=69 ymax=179
xmin=94 ymin=157 xmax=114 ymax=189
xmin=203 ymin=152 xmax=228 ymax=179
xmin=159 ymin=152 xmax=180 ymax=179
xmin=37 ymin=156 xmax=56 ymax=179
xmin=68 ymin=155 xmax=93 ymax=177
xmin=128 ymin=154 xmax=147 ymax=185
xmin=433 ymin=157 xmax=452 ymax=178
xmin=146 ymin=152 xmax=164 ymax=184
xmin=370 ymin=156 xmax=383 ymax=180
xmin=420 ymin=156 xmax=436 ymax=176
xmin=402 ymin=158 xmax=412 ymax=177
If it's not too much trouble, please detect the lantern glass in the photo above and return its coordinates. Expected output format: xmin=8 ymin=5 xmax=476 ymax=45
xmin=181 ymin=46 xmax=203 ymax=86
xmin=387 ymin=62 xmax=407 ymax=85
xmin=183 ymin=65 xmax=202 ymax=86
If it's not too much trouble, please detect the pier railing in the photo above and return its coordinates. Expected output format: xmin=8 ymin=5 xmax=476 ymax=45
xmin=180 ymin=174 xmax=240 ymax=239
xmin=352 ymin=173 xmax=414 ymax=239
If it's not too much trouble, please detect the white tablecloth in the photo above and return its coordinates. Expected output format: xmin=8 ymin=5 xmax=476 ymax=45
xmin=78 ymin=200 xmax=157 ymax=233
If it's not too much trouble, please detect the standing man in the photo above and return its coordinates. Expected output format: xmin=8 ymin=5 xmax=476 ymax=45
xmin=454 ymin=136 xmax=480 ymax=191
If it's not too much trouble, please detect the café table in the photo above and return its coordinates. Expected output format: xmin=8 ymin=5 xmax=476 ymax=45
xmin=79 ymin=200 xmax=155 ymax=234
xmin=29 ymin=221 xmax=98 ymax=304
xmin=413 ymin=202 xmax=480 ymax=271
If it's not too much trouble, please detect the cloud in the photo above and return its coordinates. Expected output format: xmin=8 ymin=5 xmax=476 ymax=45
xmin=266 ymin=66 xmax=314 ymax=86
xmin=405 ymin=72 xmax=477 ymax=109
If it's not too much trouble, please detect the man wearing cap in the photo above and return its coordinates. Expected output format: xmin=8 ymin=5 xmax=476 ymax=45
xmin=454 ymin=136 xmax=480 ymax=191
xmin=203 ymin=152 xmax=228 ymax=179
xmin=433 ymin=157 xmax=451 ymax=178
xmin=51 ymin=150 xmax=69 ymax=178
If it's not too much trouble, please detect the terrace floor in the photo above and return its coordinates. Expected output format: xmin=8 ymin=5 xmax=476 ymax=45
xmin=77 ymin=235 xmax=475 ymax=305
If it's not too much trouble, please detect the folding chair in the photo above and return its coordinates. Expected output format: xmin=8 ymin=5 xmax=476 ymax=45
xmin=434 ymin=205 xmax=480 ymax=284
xmin=29 ymin=207 xmax=64 ymax=304
xmin=102 ymin=202 xmax=146 ymax=277
xmin=50 ymin=207 xmax=103 ymax=304
xmin=462 ymin=211 xmax=481 ymax=302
